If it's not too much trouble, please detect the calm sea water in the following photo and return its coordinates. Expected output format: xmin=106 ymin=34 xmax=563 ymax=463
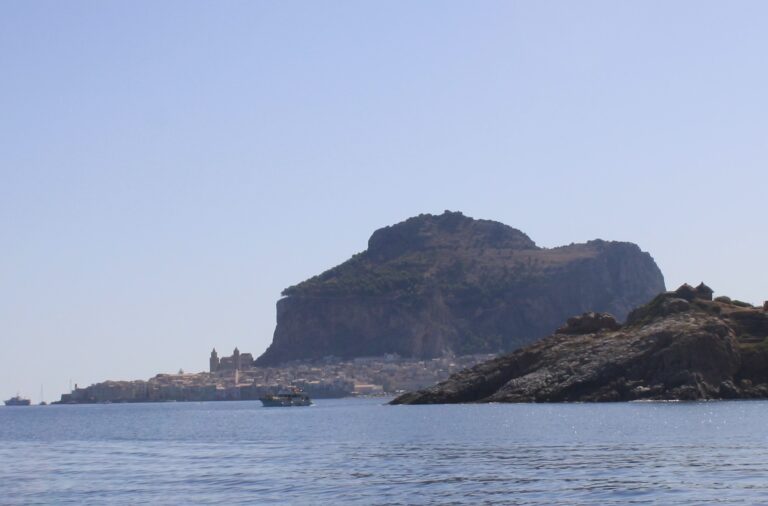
xmin=2 ymin=398 xmax=768 ymax=505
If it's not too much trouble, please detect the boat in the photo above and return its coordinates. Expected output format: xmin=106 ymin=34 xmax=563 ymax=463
xmin=4 ymin=395 xmax=31 ymax=406
xmin=259 ymin=387 xmax=312 ymax=407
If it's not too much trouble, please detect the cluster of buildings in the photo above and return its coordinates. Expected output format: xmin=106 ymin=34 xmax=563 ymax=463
xmin=56 ymin=347 xmax=496 ymax=404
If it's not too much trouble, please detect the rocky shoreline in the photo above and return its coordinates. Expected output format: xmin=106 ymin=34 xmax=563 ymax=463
xmin=391 ymin=283 xmax=768 ymax=404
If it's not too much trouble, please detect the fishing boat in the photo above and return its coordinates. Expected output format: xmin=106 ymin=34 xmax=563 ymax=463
xmin=259 ymin=387 xmax=312 ymax=407
xmin=4 ymin=395 xmax=31 ymax=406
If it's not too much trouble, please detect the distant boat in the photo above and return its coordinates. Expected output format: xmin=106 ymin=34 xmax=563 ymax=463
xmin=260 ymin=387 xmax=312 ymax=407
xmin=4 ymin=395 xmax=31 ymax=406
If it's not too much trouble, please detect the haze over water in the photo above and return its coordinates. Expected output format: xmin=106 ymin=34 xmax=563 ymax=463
xmin=3 ymin=398 xmax=768 ymax=504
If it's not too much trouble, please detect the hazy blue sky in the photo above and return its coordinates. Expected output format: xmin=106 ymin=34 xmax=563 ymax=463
xmin=2 ymin=1 xmax=767 ymax=402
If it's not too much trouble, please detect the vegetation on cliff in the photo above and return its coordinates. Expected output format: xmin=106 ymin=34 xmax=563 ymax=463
xmin=391 ymin=283 xmax=768 ymax=404
xmin=257 ymin=211 xmax=665 ymax=365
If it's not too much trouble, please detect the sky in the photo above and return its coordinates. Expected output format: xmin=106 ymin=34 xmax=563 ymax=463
xmin=2 ymin=1 xmax=767 ymax=403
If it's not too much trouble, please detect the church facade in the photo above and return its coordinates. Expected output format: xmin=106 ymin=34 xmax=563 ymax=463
xmin=209 ymin=347 xmax=254 ymax=373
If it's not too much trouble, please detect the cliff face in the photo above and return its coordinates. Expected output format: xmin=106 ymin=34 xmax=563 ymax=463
xmin=256 ymin=211 xmax=665 ymax=365
xmin=391 ymin=284 xmax=768 ymax=404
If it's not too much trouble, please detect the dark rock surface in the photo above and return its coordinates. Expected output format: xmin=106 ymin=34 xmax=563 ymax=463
xmin=556 ymin=312 xmax=620 ymax=335
xmin=256 ymin=211 xmax=665 ymax=365
xmin=391 ymin=284 xmax=768 ymax=404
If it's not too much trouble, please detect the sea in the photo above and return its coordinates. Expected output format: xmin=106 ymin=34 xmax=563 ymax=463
xmin=1 ymin=398 xmax=767 ymax=505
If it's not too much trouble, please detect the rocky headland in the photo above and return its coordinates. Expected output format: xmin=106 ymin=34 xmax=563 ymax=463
xmin=257 ymin=211 xmax=665 ymax=365
xmin=391 ymin=284 xmax=768 ymax=404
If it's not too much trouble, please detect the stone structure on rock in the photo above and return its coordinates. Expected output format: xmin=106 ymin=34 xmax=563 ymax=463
xmin=672 ymin=283 xmax=698 ymax=301
xmin=695 ymin=282 xmax=714 ymax=301
xmin=391 ymin=283 xmax=768 ymax=404
xmin=256 ymin=211 xmax=665 ymax=366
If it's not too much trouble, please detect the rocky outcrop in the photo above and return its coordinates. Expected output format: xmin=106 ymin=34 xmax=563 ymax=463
xmin=391 ymin=284 xmax=768 ymax=404
xmin=256 ymin=211 xmax=665 ymax=365
xmin=556 ymin=312 xmax=620 ymax=335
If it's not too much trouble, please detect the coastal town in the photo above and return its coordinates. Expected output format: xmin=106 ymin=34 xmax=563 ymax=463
xmin=56 ymin=349 xmax=497 ymax=404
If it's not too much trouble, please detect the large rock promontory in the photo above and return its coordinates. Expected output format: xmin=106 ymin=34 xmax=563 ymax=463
xmin=391 ymin=284 xmax=768 ymax=404
xmin=256 ymin=211 xmax=665 ymax=365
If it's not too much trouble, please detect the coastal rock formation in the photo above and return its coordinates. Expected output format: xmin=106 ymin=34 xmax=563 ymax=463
xmin=556 ymin=312 xmax=620 ymax=335
xmin=256 ymin=211 xmax=664 ymax=365
xmin=391 ymin=284 xmax=768 ymax=404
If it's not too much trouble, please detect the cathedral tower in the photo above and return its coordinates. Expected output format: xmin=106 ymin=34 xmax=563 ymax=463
xmin=209 ymin=348 xmax=219 ymax=373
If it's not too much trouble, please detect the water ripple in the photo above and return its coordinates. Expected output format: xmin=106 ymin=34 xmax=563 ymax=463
xmin=3 ymin=400 xmax=768 ymax=504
